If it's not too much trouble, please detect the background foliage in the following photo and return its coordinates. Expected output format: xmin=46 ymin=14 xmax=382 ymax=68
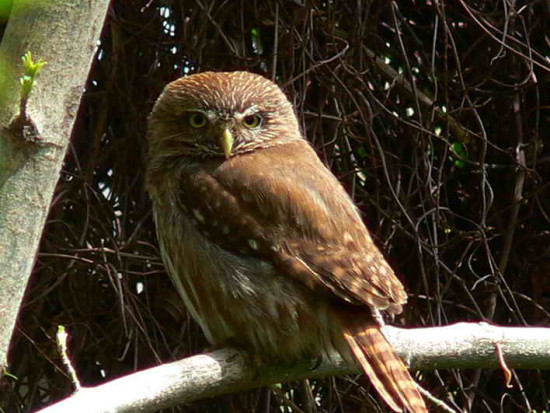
xmin=2 ymin=0 xmax=550 ymax=412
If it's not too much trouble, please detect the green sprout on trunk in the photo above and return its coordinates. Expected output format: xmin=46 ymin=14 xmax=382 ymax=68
xmin=4 ymin=51 xmax=49 ymax=145
xmin=20 ymin=51 xmax=47 ymax=107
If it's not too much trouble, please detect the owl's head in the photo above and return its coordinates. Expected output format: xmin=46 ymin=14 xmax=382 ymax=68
xmin=147 ymin=71 xmax=301 ymax=162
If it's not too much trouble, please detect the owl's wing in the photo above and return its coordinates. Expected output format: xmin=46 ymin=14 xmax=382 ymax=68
xmin=178 ymin=140 xmax=407 ymax=312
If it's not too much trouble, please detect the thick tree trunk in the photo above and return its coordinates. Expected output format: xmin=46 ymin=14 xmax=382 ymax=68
xmin=0 ymin=0 xmax=111 ymax=373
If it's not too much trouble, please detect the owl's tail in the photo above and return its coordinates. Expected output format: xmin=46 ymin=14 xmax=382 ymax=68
xmin=341 ymin=318 xmax=427 ymax=413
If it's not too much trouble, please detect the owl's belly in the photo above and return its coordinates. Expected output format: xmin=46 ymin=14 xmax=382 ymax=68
xmin=155 ymin=209 xmax=338 ymax=360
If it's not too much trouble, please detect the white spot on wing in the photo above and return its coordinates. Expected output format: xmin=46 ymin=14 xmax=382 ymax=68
xmin=193 ymin=209 xmax=205 ymax=223
xmin=248 ymin=239 xmax=259 ymax=250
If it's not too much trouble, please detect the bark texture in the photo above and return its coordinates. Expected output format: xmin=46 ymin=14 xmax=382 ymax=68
xmin=38 ymin=323 xmax=550 ymax=413
xmin=0 ymin=0 xmax=110 ymax=372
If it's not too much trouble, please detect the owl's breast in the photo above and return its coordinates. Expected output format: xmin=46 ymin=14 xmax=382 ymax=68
xmin=153 ymin=200 xmax=336 ymax=359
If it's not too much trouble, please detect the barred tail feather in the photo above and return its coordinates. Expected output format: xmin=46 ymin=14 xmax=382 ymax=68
xmin=342 ymin=322 xmax=427 ymax=413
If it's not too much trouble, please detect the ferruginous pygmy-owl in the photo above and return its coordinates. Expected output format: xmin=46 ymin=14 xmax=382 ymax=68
xmin=146 ymin=71 xmax=427 ymax=413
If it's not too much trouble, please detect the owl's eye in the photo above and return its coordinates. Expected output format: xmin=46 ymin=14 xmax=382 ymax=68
xmin=188 ymin=113 xmax=207 ymax=128
xmin=242 ymin=114 xmax=263 ymax=129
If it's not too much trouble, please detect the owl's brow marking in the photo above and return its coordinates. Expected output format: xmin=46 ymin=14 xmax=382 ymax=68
xmin=234 ymin=105 xmax=259 ymax=119
xmin=181 ymin=108 xmax=217 ymax=121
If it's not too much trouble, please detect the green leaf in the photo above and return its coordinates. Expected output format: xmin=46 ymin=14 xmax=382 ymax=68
xmin=451 ymin=141 xmax=469 ymax=169
xmin=0 ymin=0 xmax=12 ymax=21
xmin=251 ymin=28 xmax=263 ymax=55
xmin=3 ymin=370 xmax=17 ymax=380
xmin=20 ymin=51 xmax=47 ymax=100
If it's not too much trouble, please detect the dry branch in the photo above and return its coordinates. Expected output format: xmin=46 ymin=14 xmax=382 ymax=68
xmin=38 ymin=323 xmax=550 ymax=413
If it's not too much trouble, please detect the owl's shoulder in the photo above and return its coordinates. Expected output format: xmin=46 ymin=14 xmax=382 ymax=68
xmin=214 ymin=139 xmax=335 ymax=187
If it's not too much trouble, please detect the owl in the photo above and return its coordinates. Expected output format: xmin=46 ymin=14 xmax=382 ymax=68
xmin=146 ymin=71 xmax=427 ymax=412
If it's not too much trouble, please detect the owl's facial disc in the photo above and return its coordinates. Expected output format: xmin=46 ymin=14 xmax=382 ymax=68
xmin=181 ymin=103 xmax=267 ymax=158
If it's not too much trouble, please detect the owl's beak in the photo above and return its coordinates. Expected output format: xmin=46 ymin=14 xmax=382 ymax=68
xmin=221 ymin=128 xmax=234 ymax=159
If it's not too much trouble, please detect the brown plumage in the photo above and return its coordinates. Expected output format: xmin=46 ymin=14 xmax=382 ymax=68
xmin=146 ymin=71 xmax=427 ymax=412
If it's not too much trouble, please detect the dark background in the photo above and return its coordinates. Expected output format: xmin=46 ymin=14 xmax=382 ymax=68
xmin=2 ymin=1 xmax=550 ymax=412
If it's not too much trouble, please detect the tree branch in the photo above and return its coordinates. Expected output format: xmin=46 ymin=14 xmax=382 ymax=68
xmin=38 ymin=323 xmax=550 ymax=413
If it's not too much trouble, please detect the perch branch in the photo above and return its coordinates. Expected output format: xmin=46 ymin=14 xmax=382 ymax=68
xmin=38 ymin=322 xmax=550 ymax=413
